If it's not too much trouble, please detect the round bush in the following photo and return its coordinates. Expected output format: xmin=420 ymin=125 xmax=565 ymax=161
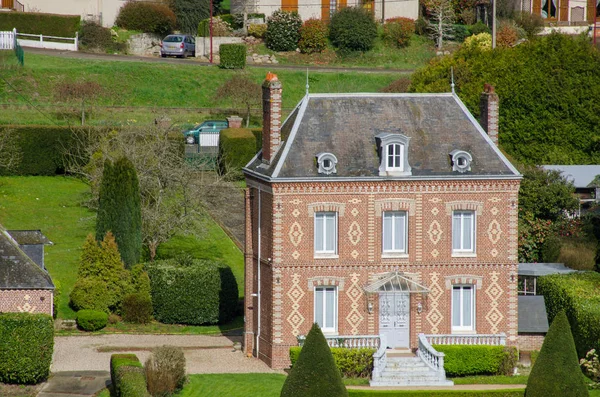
xmin=76 ymin=309 xmax=109 ymax=331
xmin=265 ymin=10 xmax=302 ymax=52
xmin=248 ymin=23 xmax=267 ymax=38
xmin=79 ymin=21 xmax=113 ymax=51
xmin=468 ymin=21 xmax=491 ymax=35
xmin=329 ymin=7 xmax=377 ymax=52
xmin=463 ymin=32 xmax=492 ymax=51
xmin=541 ymin=234 xmax=562 ymax=262
xmin=70 ymin=278 xmax=111 ymax=313
xmin=122 ymin=293 xmax=153 ymax=324
xmin=115 ymin=2 xmax=176 ymax=36
xmin=298 ymin=18 xmax=328 ymax=54
xmin=383 ymin=17 xmax=415 ymax=48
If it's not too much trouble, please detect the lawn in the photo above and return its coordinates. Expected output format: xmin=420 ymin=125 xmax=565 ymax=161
xmin=0 ymin=53 xmax=401 ymax=126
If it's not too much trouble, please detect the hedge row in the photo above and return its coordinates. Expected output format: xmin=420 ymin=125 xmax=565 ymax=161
xmin=537 ymin=272 xmax=600 ymax=357
xmin=145 ymin=259 xmax=238 ymax=325
xmin=110 ymin=354 xmax=149 ymax=397
xmin=290 ymin=347 xmax=375 ymax=378
xmin=0 ymin=313 xmax=54 ymax=384
xmin=217 ymin=128 xmax=261 ymax=177
xmin=0 ymin=12 xmax=80 ymax=37
xmin=219 ymin=43 xmax=246 ymax=69
xmin=432 ymin=345 xmax=517 ymax=377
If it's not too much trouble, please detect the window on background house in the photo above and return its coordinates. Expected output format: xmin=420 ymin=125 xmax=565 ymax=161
xmin=518 ymin=276 xmax=537 ymax=295
xmin=315 ymin=286 xmax=337 ymax=333
xmin=452 ymin=285 xmax=475 ymax=332
xmin=382 ymin=211 xmax=408 ymax=255
xmin=452 ymin=210 xmax=475 ymax=254
xmin=315 ymin=211 xmax=337 ymax=255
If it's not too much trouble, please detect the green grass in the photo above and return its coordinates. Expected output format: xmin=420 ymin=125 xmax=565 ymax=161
xmin=452 ymin=375 xmax=528 ymax=385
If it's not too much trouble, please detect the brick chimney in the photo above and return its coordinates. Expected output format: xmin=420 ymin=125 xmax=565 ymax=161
xmin=479 ymin=84 xmax=499 ymax=146
xmin=262 ymin=72 xmax=282 ymax=164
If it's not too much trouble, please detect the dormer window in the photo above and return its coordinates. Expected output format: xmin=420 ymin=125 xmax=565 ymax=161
xmin=450 ymin=150 xmax=473 ymax=173
xmin=376 ymin=133 xmax=411 ymax=177
xmin=316 ymin=152 xmax=338 ymax=175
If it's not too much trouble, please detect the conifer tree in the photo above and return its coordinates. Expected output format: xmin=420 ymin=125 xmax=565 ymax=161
xmin=280 ymin=323 xmax=348 ymax=397
xmin=96 ymin=156 xmax=142 ymax=267
xmin=526 ymin=310 xmax=589 ymax=397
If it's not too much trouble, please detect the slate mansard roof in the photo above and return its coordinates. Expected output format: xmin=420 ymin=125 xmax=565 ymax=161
xmin=245 ymin=93 xmax=520 ymax=181
xmin=0 ymin=227 xmax=54 ymax=290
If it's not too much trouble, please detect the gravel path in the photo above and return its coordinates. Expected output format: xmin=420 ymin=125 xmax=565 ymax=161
xmin=52 ymin=334 xmax=280 ymax=374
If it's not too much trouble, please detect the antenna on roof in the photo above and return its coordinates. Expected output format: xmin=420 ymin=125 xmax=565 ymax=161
xmin=450 ymin=67 xmax=456 ymax=94
xmin=306 ymin=68 xmax=310 ymax=96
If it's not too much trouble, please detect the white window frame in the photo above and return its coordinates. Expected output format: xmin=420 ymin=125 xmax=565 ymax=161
xmin=386 ymin=143 xmax=404 ymax=171
xmin=382 ymin=211 xmax=408 ymax=256
xmin=376 ymin=133 xmax=412 ymax=177
xmin=314 ymin=211 xmax=338 ymax=256
xmin=314 ymin=286 xmax=338 ymax=334
xmin=452 ymin=210 xmax=476 ymax=256
xmin=452 ymin=285 xmax=475 ymax=332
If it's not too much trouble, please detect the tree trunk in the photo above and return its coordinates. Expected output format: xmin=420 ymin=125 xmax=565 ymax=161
xmin=148 ymin=242 xmax=158 ymax=261
xmin=438 ymin=9 xmax=443 ymax=49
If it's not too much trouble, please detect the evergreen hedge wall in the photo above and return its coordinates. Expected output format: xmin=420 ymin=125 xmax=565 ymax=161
xmin=110 ymin=354 xmax=149 ymax=397
xmin=145 ymin=259 xmax=238 ymax=325
xmin=290 ymin=347 xmax=375 ymax=378
xmin=537 ymin=272 xmax=600 ymax=357
xmin=219 ymin=43 xmax=247 ymax=69
xmin=217 ymin=128 xmax=261 ymax=178
xmin=0 ymin=313 xmax=54 ymax=384
xmin=0 ymin=12 xmax=80 ymax=36
xmin=432 ymin=345 xmax=517 ymax=376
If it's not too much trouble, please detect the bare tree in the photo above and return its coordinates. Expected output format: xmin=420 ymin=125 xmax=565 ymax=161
xmin=54 ymin=80 xmax=103 ymax=126
xmin=0 ymin=129 xmax=22 ymax=172
xmin=425 ymin=0 xmax=456 ymax=50
xmin=215 ymin=74 xmax=261 ymax=128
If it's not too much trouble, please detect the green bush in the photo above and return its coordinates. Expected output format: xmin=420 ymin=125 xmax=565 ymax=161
xmin=537 ymin=272 xmax=600 ymax=357
xmin=432 ymin=345 xmax=517 ymax=376
xmin=248 ymin=23 xmax=267 ymax=38
xmin=298 ymin=18 xmax=328 ymax=54
xmin=526 ymin=311 xmax=589 ymax=396
xmin=122 ymin=293 xmax=153 ymax=324
xmin=0 ymin=313 xmax=54 ymax=384
xmin=540 ymin=234 xmax=562 ymax=262
xmin=146 ymin=258 xmax=238 ymax=325
xmin=329 ymin=7 xmax=377 ymax=52
xmin=110 ymin=354 xmax=149 ymax=397
xmin=145 ymin=346 xmax=187 ymax=396
xmin=0 ymin=12 xmax=80 ymax=36
xmin=198 ymin=16 xmax=233 ymax=37
xmin=76 ymin=309 xmax=108 ymax=331
xmin=282 ymin=323 xmax=348 ymax=397
xmin=265 ymin=10 xmax=302 ymax=52
xmin=218 ymin=128 xmax=260 ymax=177
xmin=70 ymin=277 xmax=111 ymax=313
xmin=383 ymin=17 xmax=415 ymax=48
xmin=79 ymin=21 xmax=114 ymax=51
xmin=468 ymin=21 xmax=491 ymax=35
xmin=115 ymin=1 xmax=176 ymax=36
xmin=290 ymin=347 xmax=375 ymax=378
xmin=514 ymin=11 xmax=544 ymax=39
xmin=219 ymin=43 xmax=247 ymax=69
xmin=452 ymin=24 xmax=470 ymax=42
xmin=415 ymin=17 xmax=428 ymax=36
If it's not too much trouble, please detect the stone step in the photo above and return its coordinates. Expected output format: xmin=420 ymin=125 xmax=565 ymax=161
xmin=371 ymin=378 xmax=455 ymax=387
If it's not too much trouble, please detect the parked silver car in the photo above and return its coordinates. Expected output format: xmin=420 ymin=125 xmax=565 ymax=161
xmin=160 ymin=34 xmax=195 ymax=58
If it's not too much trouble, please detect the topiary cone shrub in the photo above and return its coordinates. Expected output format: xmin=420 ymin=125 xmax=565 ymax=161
xmin=280 ymin=323 xmax=348 ymax=397
xmin=525 ymin=310 xmax=589 ymax=397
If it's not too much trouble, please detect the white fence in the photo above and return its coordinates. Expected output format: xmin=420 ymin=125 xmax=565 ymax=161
xmin=17 ymin=32 xmax=78 ymax=51
xmin=0 ymin=29 xmax=15 ymax=50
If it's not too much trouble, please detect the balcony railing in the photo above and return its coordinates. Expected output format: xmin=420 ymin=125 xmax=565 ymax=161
xmin=425 ymin=333 xmax=506 ymax=346
xmin=417 ymin=333 xmax=446 ymax=376
xmin=297 ymin=334 xmax=381 ymax=349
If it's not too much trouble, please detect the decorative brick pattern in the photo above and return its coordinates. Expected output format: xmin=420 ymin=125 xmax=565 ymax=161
xmin=445 ymin=201 xmax=484 ymax=215
xmin=346 ymin=273 xmax=364 ymax=334
xmin=347 ymin=221 xmax=363 ymax=245
xmin=426 ymin=273 xmax=443 ymax=333
xmin=288 ymin=222 xmax=303 ymax=247
xmin=374 ymin=199 xmax=416 ymax=216
xmin=307 ymin=202 xmax=346 ymax=217
xmin=286 ymin=274 xmax=305 ymax=336
xmin=0 ymin=289 xmax=53 ymax=315
xmin=444 ymin=275 xmax=483 ymax=290
xmin=518 ymin=334 xmax=545 ymax=351
xmin=485 ymin=272 xmax=504 ymax=333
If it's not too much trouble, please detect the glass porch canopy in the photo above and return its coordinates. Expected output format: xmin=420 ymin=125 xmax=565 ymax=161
xmin=363 ymin=271 xmax=430 ymax=294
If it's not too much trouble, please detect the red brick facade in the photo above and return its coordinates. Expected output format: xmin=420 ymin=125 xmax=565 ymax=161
xmin=0 ymin=289 xmax=53 ymax=316
xmin=244 ymin=178 xmax=520 ymax=368
xmin=517 ymin=334 xmax=545 ymax=351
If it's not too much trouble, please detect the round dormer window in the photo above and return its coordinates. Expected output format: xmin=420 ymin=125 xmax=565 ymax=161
xmin=450 ymin=150 xmax=472 ymax=173
xmin=316 ymin=153 xmax=338 ymax=175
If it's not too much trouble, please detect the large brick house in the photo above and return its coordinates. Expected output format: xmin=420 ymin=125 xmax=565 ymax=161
xmin=243 ymin=74 xmax=521 ymax=384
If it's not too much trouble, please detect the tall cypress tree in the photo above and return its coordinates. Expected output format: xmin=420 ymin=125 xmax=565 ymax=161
xmin=96 ymin=156 xmax=142 ymax=268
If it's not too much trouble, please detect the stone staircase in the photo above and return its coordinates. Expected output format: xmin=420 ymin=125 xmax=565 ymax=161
xmin=370 ymin=349 xmax=454 ymax=387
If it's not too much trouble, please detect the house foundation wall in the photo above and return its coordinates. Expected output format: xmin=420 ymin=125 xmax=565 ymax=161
xmin=518 ymin=333 xmax=545 ymax=351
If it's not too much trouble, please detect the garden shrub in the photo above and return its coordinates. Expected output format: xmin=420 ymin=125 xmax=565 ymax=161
xmin=414 ymin=16 xmax=428 ymax=36
xmin=218 ymin=128 xmax=260 ymax=177
xmin=122 ymin=293 xmax=153 ymax=324
xmin=248 ymin=13 xmax=266 ymax=19
xmin=290 ymin=346 xmax=375 ymax=378
xmin=329 ymin=7 xmax=377 ymax=52
xmin=540 ymin=234 xmax=561 ymax=262
xmin=265 ymin=10 xmax=302 ymax=51
xmin=514 ymin=11 xmax=544 ymax=39
xmin=379 ymin=77 xmax=412 ymax=93
xmin=198 ymin=16 xmax=233 ymax=37
xmin=282 ymin=323 xmax=348 ymax=397
xmin=558 ymin=238 xmax=596 ymax=270
xmin=383 ymin=17 xmax=415 ymax=48
xmin=0 ymin=12 xmax=80 ymax=36
xmin=70 ymin=277 xmax=111 ymax=312
xmin=537 ymin=272 xmax=600 ymax=357
xmin=468 ymin=21 xmax=491 ymax=35
xmin=115 ymin=1 xmax=176 ymax=36
xmin=580 ymin=349 xmax=600 ymax=382
xmin=526 ymin=311 xmax=589 ymax=396
xmin=146 ymin=258 xmax=238 ymax=325
xmin=463 ymin=32 xmax=492 ymax=51
xmin=452 ymin=24 xmax=470 ymax=42
xmin=129 ymin=263 xmax=152 ymax=297
xmin=432 ymin=345 xmax=514 ymax=376
xmin=76 ymin=309 xmax=108 ymax=331
xmin=298 ymin=18 xmax=328 ymax=54
xmin=110 ymin=354 xmax=149 ymax=397
xmin=219 ymin=43 xmax=247 ymax=69
xmin=219 ymin=14 xmax=243 ymax=29
xmin=79 ymin=21 xmax=114 ymax=51
xmin=145 ymin=346 xmax=187 ymax=396
xmin=496 ymin=20 xmax=519 ymax=47
xmin=248 ymin=23 xmax=267 ymax=38
xmin=0 ymin=313 xmax=54 ymax=384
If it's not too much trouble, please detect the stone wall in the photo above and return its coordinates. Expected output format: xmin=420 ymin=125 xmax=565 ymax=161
xmin=127 ymin=33 xmax=162 ymax=56
xmin=195 ymin=36 xmax=244 ymax=58
xmin=518 ymin=333 xmax=545 ymax=351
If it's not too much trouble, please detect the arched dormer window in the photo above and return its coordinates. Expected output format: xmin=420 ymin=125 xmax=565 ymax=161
xmin=376 ymin=133 xmax=411 ymax=177
xmin=450 ymin=150 xmax=473 ymax=173
xmin=316 ymin=152 xmax=338 ymax=175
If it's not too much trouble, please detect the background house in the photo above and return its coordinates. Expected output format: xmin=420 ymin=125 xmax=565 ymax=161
xmin=542 ymin=165 xmax=600 ymax=216
xmin=6 ymin=0 xmax=126 ymax=27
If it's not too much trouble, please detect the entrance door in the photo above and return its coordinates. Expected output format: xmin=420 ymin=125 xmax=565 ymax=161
xmin=379 ymin=292 xmax=410 ymax=348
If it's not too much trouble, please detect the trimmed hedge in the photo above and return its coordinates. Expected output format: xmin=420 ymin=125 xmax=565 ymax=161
xmin=432 ymin=345 xmax=517 ymax=376
xmin=219 ymin=43 xmax=246 ymax=69
xmin=122 ymin=293 xmax=153 ymax=324
xmin=146 ymin=259 xmax=239 ymax=325
xmin=0 ymin=12 xmax=80 ymax=36
xmin=76 ymin=309 xmax=108 ymax=331
xmin=290 ymin=347 xmax=375 ymax=378
xmin=110 ymin=354 xmax=149 ymax=397
xmin=348 ymin=391 xmax=524 ymax=396
xmin=0 ymin=313 xmax=54 ymax=384
xmin=70 ymin=277 xmax=111 ymax=313
xmin=217 ymin=128 xmax=260 ymax=177
xmin=537 ymin=272 xmax=600 ymax=357
xmin=115 ymin=1 xmax=176 ymax=36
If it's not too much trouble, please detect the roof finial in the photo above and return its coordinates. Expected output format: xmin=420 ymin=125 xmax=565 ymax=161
xmin=451 ymin=66 xmax=456 ymax=94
